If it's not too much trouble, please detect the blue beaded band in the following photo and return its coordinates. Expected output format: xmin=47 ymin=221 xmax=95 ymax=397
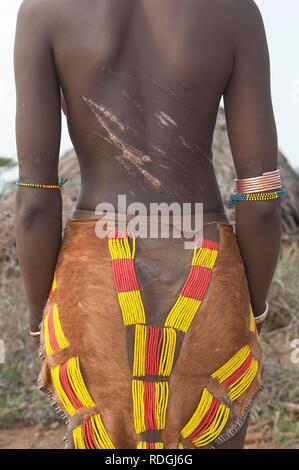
xmin=227 ymin=188 xmax=286 ymax=207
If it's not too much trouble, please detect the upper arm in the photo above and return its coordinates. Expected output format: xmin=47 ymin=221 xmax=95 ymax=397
xmin=14 ymin=0 xmax=61 ymax=183
xmin=223 ymin=1 xmax=278 ymax=178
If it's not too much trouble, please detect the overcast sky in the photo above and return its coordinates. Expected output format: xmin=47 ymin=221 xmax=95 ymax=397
xmin=0 ymin=0 xmax=298 ymax=168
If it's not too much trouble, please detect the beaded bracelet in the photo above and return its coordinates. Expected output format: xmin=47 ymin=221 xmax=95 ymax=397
xmin=16 ymin=177 xmax=67 ymax=189
xmin=227 ymin=188 xmax=286 ymax=207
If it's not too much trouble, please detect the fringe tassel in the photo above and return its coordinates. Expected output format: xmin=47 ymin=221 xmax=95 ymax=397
xmin=133 ymin=325 xmax=147 ymax=377
xmin=51 ymin=356 xmax=96 ymax=416
xmin=159 ymin=327 xmax=176 ymax=376
xmin=44 ymin=303 xmax=69 ymax=356
xmin=211 ymin=345 xmax=259 ymax=402
xmin=73 ymin=415 xmax=115 ymax=449
xmin=132 ymin=379 xmax=146 ymax=433
xmin=108 ymin=232 xmax=136 ymax=259
xmin=211 ymin=345 xmax=251 ymax=383
xmin=90 ymin=414 xmax=115 ymax=449
xmin=73 ymin=425 xmax=86 ymax=449
xmin=137 ymin=441 xmax=164 ymax=449
xmin=132 ymin=380 xmax=169 ymax=433
xmin=154 ymin=381 xmax=169 ymax=430
xmin=181 ymin=388 xmax=230 ymax=447
xmin=192 ymin=240 xmax=219 ymax=268
xmin=109 ymin=233 xmax=146 ymax=325
xmin=165 ymin=296 xmax=201 ymax=333
xmin=228 ymin=359 xmax=259 ymax=402
xmin=165 ymin=239 xmax=218 ymax=332
xmin=133 ymin=325 xmax=177 ymax=377
xmin=117 ymin=291 xmax=146 ymax=325
xmin=146 ymin=327 xmax=164 ymax=376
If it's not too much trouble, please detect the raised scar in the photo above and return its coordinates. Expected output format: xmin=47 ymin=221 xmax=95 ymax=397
xmin=84 ymin=96 xmax=161 ymax=189
xmin=156 ymin=111 xmax=178 ymax=128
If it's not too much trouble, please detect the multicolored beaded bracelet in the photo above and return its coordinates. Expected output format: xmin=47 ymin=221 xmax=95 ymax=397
xmin=16 ymin=177 xmax=67 ymax=189
xmin=227 ymin=188 xmax=286 ymax=207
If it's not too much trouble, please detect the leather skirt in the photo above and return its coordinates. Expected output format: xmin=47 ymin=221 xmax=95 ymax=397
xmin=38 ymin=213 xmax=263 ymax=449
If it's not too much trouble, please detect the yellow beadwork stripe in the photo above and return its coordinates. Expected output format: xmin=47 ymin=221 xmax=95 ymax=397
xmin=181 ymin=387 xmax=230 ymax=447
xmin=108 ymin=236 xmax=136 ymax=260
xmin=133 ymin=325 xmax=147 ymax=377
xmin=155 ymin=381 xmax=169 ymax=430
xmin=52 ymin=273 xmax=57 ymax=292
xmin=52 ymin=304 xmax=69 ymax=350
xmin=192 ymin=247 xmax=218 ymax=269
xmin=51 ymin=364 xmax=77 ymax=416
xmin=117 ymin=291 xmax=146 ymax=325
xmin=211 ymin=345 xmax=251 ymax=383
xmin=178 ymin=443 xmax=186 ymax=449
xmin=181 ymin=388 xmax=213 ymax=439
xmin=192 ymin=403 xmax=230 ymax=447
xmin=229 ymin=359 xmax=259 ymax=402
xmin=159 ymin=327 xmax=177 ymax=376
xmin=66 ymin=357 xmax=96 ymax=409
xmin=249 ymin=304 xmax=257 ymax=334
xmin=165 ymin=295 xmax=201 ymax=332
xmin=90 ymin=414 xmax=115 ymax=449
xmin=73 ymin=425 xmax=86 ymax=449
xmin=44 ymin=313 xmax=53 ymax=356
xmin=137 ymin=441 xmax=164 ymax=449
xmin=132 ymin=379 xmax=146 ymax=433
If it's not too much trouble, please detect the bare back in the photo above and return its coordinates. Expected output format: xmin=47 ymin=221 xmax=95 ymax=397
xmin=16 ymin=0 xmax=277 ymax=218
xmin=54 ymin=0 xmax=234 ymax=214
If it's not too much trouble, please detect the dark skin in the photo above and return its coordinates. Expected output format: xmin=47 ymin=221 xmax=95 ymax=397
xmin=14 ymin=0 xmax=281 ymax=448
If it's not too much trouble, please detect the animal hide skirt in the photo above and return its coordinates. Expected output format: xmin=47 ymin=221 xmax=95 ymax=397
xmin=38 ymin=215 xmax=263 ymax=449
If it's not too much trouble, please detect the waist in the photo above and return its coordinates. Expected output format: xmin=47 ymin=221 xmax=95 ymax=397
xmin=70 ymin=208 xmax=230 ymax=227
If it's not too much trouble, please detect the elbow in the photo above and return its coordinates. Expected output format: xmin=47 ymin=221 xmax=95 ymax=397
xmin=15 ymin=188 xmax=61 ymax=227
xmin=236 ymin=199 xmax=282 ymax=226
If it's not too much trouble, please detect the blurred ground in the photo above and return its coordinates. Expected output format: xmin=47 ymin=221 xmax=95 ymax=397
xmin=0 ymin=423 xmax=298 ymax=449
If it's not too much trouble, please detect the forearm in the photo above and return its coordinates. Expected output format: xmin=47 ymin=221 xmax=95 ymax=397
xmin=235 ymin=201 xmax=282 ymax=317
xmin=16 ymin=189 xmax=62 ymax=331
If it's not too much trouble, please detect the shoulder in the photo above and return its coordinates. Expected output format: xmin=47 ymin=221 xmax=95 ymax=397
xmin=16 ymin=0 xmax=66 ymax=44
xmin=16 ymin=0 xmax=66 ymax=29
xmin=219 ymin=0 xmax=267 ymax=53
xmin=17 ymin=0 xmax=51 ymax=20
xmin=225 ymin=0 xmax=265 ymax=35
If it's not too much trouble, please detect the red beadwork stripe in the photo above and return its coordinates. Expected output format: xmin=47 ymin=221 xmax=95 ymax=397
xmin=111 ymin=259 xmax=140 ymax=291
xmin=49 ymin=288 xmax=53 ymax=303
xmin=189 ymin=398 xmax=220 ymax=440
xmin=196 ymin=238 xmax=218 ymax=251
xmin=181 ymin=265 xmax=212 ymax=300
xmin=108 ymin=230 xmax=130 ymax=239
xmin=47 ymin=308 xmax=60 ymax=352
xmin=84 ymin=419 xmax=97 ymax=449
xmin=59 ymin=362 xmax=82 ymax=409
xmin=146 ymin=327 xmax=163 ymax=376
xmin=148 ymin=442 xmax=155 ymax=449
xmin=223 ymin=353 xmax=253 ymax=386
xmin=144 ymin=382 xmax=156 ymax=430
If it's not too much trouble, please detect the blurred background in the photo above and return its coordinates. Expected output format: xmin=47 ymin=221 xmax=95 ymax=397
xmin=0 ymin=0 xmax=298 ymax=449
